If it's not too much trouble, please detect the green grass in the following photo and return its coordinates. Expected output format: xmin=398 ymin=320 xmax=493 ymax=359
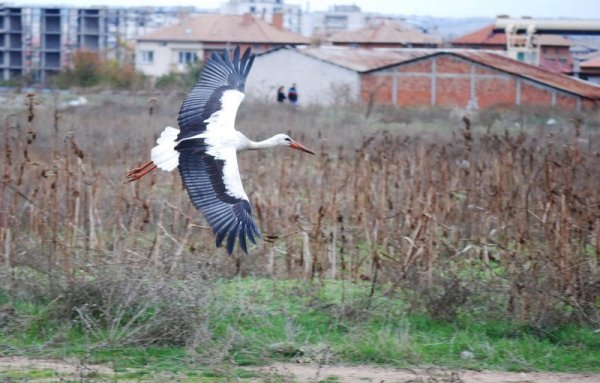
xmin=1 ymin=278 xmax=599 ymax=377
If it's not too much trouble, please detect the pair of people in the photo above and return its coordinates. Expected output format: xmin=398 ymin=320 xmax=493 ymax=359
xmin=277 ymin=84 xmax=298 ymax=105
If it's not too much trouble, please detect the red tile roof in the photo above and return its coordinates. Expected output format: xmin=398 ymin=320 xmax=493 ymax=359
xmin=137 ymin=14 xmax=309 ymax=44
xmin=453 ymin=25 xmax=506 ymax=46
xmin=326 ymin=19 xmax=441 ymax=46
xmin=453 ymin=24 xmax=571 ymax=47
xmin=581 ymin=56 xmax=600 ymax=68
xmin=451 ymin=50 xmax=598 ymax=99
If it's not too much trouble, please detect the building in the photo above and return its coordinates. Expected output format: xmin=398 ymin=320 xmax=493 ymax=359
xmin=246 ymin=46 xmax=600 ymax=111
xmin=0 ymin=4 xmax=193 ymax=84
xmin=301 ymin=5 xmax=375 ymax=37
xmin=220 ymin=0 xmax=302 ymax=35
xmin=579 ymin=55 xmax=600 ymax=85
xmin=135 ymin=13 xmax=309 ymax=77
xmin=452 ymin=24 xmax=573 ymax=73
xmin=0 ymin=6 xmax=25 ymax=82
xmin=325 ymin=18 xmax=441 ymax=48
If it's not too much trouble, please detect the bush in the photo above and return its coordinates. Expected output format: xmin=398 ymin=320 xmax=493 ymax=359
xmin=155 ymin=61 xmax=204 ymax=91
xmin=2 ymin=266 xmax=213 ymax=348
xmin=52 ymin=50 xmax=147 ymax=90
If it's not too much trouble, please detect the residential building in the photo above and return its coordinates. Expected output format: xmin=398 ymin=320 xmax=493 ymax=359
xmin=220 ymin=0 xmax=302 ymax=35
xmin=325 ymin=18 xmax=441 ymax=48
xmin=246 ymin=46 xmax=600 ymax=111
xmin=135 ymin=13 xmax=309 ymax=77
xmin=0 ymin=6 xmax=25 ymax=81
xmin=452 ymin=24 xmax=573 ymax=73
xmin=0 ymin=4 xmax=194 ymax=83
xmin=302 ymin=5 xmax=374 ymax=37
xmin=579 ymin=55 xmax=600 ymax=85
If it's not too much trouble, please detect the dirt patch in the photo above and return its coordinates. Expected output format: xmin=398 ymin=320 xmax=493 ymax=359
xmin=2 ymin=357 xmax=600 ymax=383
xmin=0 ymin=356 xmax=115 ymax=378
xmin=252 ymin=362 xmax=600 ymax=383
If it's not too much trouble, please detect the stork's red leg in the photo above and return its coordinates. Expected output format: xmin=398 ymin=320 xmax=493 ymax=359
xmin=126 ymin=161 xmax=157 ymax=182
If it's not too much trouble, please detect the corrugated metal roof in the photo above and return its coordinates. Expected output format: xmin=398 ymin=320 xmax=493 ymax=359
xmin=298 ymin=46 xmax=434 ymax=72
xmin=137 ymin=14 xmax=309 ymax=44
xmin=536 ymin=35 xmax=572 ymax=47
xmin=453 ymin=24 xmax=571 ymax=47
xmin=326 ymin=19 xmax=441 ymax=46
xmin=285 ymin=46 xmax=600 ymax=99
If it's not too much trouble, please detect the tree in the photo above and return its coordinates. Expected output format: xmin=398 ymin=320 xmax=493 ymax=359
xmin=155 ymin=61 xmax=205 ymax=91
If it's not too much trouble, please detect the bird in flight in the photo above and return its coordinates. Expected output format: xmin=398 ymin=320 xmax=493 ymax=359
xmin=127 ymin=46 xmax=315 ymax=255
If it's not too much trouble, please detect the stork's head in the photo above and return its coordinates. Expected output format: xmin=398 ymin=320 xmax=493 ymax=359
xmin=275 ymin=134 xmax=315 ymax=155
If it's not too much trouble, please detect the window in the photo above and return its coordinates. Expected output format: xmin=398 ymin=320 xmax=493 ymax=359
xmin=324 ymin=15 xmax=348 ymax=30
xmin=178 ymin=51 xmax=198 ymax=64
xmin=204 ymin=49 xmax=226 ymax=59
xmin=140 ymin=50 xmax=154 ymax=64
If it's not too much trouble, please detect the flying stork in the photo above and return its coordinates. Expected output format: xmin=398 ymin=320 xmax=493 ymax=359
xmin=127 ymin=46 xmax=315 ymax=255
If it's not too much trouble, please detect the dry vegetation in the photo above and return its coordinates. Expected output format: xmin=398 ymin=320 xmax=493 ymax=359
xmin=0 ymin=89 xmax=599 ymax=349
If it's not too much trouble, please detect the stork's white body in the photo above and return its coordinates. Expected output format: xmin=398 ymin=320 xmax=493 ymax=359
xmin=152 ymin=90 xmax=247 ymax=200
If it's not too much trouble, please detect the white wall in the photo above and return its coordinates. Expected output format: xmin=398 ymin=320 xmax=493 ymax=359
xmin=301 ymin=9 xmax=372 ymax=36
xmin=245 ymin=48 xmax=360 ymax=105
xmin=135 ymin=41 xmax=204 ymax=77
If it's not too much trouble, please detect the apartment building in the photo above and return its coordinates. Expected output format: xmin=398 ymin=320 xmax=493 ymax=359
xmin=220 ymin=0 xmax=302 ymax=35
xmin=0 ymin=4 xmax=193 ymax=84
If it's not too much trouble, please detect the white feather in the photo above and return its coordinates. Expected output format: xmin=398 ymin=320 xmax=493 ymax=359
xmin=201 ymin=89 xmax=248 ymax=200
xmin=151 ymin=126 xmax=180 ymax=171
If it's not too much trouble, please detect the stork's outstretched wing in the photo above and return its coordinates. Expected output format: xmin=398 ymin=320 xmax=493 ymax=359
xmin=175 ymin=47 xmax=260 ymax=255
xmin=177 ymin=46 xmax=254 ymax=140
xmin=176 ymin=139 xmax=260 ymax=255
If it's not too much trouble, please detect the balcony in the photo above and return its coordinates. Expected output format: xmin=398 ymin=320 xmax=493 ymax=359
xmin=43 ymin=34 xmax=61 ymax=50
xmin=43 ymin=52 xmax=60 ymax=69
xmin=8 ymin=51 xmax=21 ymax=67
xmin=79 ymin=35 xmax=99 ymax=50
xmin=8 ymin=16 xmax=21 ymax=32
xmin=43 ymin=16 xmax=61 ymax=33
xmin=8 ymin=33 xmax=21 ymax=49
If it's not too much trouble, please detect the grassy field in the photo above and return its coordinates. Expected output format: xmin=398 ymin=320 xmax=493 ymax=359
xmin=1 ymin=278 xmax=599 ymax=380
xmin=0 ymin=90 xmax=599 ymax=380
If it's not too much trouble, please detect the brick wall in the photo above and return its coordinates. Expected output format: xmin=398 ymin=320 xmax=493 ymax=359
xmin=360 ymin=53 xmax=589 ymax=111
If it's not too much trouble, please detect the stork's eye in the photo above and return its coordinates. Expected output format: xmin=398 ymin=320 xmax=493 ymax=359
xmin=285 ymin=138 xmax=292 ymax=142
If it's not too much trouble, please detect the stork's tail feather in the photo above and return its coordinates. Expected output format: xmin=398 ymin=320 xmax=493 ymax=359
xmin=151 ymin=126 xmax=180 ymax=171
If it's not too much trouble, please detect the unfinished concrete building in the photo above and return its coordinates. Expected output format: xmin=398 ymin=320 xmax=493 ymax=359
xmin=0 ymin=6 xmax=25 ymax=81
xmin=0 ymin=4 xmax=192 ymax=84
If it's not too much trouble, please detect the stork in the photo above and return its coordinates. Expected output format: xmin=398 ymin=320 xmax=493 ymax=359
xmin=127 ymin=46 xmax=314 ymax=255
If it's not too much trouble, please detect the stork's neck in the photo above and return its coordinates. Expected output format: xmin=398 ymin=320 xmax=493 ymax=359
xmin=237 ymin=131 xmax=281 ymax=151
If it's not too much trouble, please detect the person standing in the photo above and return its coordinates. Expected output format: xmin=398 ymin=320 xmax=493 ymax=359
xmin=288 ymin=83 xmax=298 ymax=106
xmin=277 ymin=86 xmax=286 ymax=103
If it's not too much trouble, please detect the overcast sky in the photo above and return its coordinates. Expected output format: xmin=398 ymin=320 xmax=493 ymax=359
xmin=9 ymin=0 xmax=600 ymax=18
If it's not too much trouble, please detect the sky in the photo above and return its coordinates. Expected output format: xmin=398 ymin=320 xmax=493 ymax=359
xmin=8 ymin=0 xmax=600 ymax=19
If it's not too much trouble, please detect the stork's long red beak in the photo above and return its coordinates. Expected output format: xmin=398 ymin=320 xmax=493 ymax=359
xmin=289 ymin=141 xmax=315 ymax=155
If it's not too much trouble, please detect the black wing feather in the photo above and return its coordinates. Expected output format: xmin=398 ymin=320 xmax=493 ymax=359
xmin=176 ymin=146 xmax=261 ymax=255
xmin=177 ymin=46 xmax=255 ymax=140
xmin=173 ymin=46 xmax=259 ymax=254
